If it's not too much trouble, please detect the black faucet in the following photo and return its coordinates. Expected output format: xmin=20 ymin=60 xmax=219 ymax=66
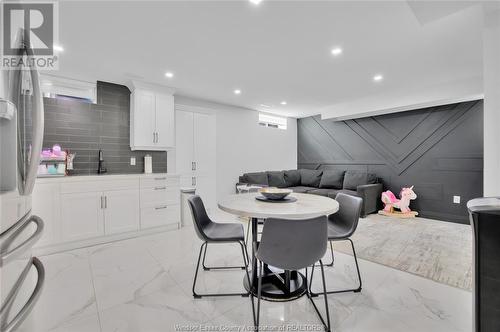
xmin=97 ymin=149 xmax=107 ymax=174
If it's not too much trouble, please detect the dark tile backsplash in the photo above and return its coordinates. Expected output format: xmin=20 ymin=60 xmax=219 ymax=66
xmin=43 ymin=81 xmax=168 ymax=175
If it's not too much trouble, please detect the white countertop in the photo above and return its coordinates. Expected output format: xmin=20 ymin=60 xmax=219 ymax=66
xmin=36 ymin=173 xmax=179 ymax=183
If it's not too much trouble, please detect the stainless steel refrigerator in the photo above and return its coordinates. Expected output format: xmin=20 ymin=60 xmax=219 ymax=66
xmin=0 ymin=32 xmax=46 ymax=332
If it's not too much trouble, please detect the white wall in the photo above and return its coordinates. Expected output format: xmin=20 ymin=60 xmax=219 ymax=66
xmin=172 ymin=96 xmax=297 ymax=201
xmin=483 ymin=4 xmax=500 ymax=196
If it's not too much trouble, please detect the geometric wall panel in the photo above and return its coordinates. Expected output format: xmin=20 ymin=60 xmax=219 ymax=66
xmin=298 ymin=100 xmax=483 ymax=224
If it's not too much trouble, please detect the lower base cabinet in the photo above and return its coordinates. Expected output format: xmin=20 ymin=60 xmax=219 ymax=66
xmin=32 ymin=174 xmax=180 ymax=251
xmin=141 ymin=204 xmax=180 ymax=229
xmin=104 ymin=189 xmax=140 ymax=235
xmin=61 ymin=191 xmax=105 ymax=242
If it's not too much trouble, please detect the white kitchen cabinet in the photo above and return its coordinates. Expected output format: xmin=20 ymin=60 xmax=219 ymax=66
xmin=175 ymin=110 xmax=195 ymax=188
xmin=155 ymin=93 xmax=175 ymax=148
xmin=32 ymin=174 xmax=180 ymax=253
xmin=128 ymin=81 xmax=175 ymax=151
xmin=193 ymin=112 xmax=216 ymax=212
xmin=140 ymin=176 xmax=180 ymax=229
xmin=104 ymin=189 xmax=140 ymax=235
xmin=31 ymin=183 xmax=60 ymax=247
xmin=131 ymin=90 xmax=156 ymax=148
xmin=60 ymin=191 xmax=104 ymax=242
xmin=175 ymin=109 xmax=216 ymax=213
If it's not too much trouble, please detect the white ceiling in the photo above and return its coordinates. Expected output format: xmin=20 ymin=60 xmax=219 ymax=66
xmin=55 ymin=1 xmax=484 ymax=118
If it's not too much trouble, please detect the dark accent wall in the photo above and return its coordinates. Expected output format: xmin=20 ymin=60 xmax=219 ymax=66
xmin=298 ymin=100 xmax=483 ymax=223
xmin=43 ymin=81 xmax=168 ymax=175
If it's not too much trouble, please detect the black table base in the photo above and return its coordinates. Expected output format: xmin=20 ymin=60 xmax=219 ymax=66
xmin=247 ymin=217 xmax=308 ymax=302
xmin=243 ymin=266 xmax=307 ymax=302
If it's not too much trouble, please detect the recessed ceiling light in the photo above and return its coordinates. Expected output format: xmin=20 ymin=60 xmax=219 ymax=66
xmin=165 ymin=72 xmax=174 ymax=78
xmin=53 ymin=44 xmax=64 ymax=52
xmin=373 ymin=74 xmax=384 ymax=82
xmin=331 ymin=47 xmax=343 ymax=56
xmin=280 ymin=101 xmax=287 ymax=105
xmin=249 ymin=0 xmax=263 ymax=5
xmin=234 ymin=89 xmax=241 ymax=95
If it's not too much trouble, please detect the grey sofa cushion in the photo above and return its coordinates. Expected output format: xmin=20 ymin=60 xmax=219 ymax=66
xmin=284 ymin=170 xmax=301 ymax=187
xmin=327 ymin=189 xmax=359 ymax=199
xmin=267 ymin=171 xmax=287 ymax=188
xmin=300 ymin=169 xmax=323 ymax=187
xmin=319 ymin=170 xmax=345 ymax=189
xmin=308 ymin=188 xmax=340 ymax=197
xmin=288 ymin=186 xmax=316 ymax=193
xmin=343 ymin=171 xmax=377 ymax=190
xmin=244 ymin=172 xmax=268 ymax=185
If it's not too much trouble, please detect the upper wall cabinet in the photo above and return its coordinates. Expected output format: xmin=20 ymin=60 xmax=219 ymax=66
xmin=127 ymin=81 xmax=175 ymax=151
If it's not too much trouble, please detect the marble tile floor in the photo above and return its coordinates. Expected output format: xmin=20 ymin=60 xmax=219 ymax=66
xmin=18 ymin=220 xmax=472 ymax=332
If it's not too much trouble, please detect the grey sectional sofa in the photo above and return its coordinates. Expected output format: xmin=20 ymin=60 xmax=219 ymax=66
xmin=238 ymin=169 xmax=383 ymax=217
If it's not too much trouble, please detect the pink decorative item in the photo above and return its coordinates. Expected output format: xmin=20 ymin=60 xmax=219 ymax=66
xmin=379 ymin=186 xmax=418 ymax=218
xmin=41 ymin=149 xmax=51 ymax=158
xmin=52 ymin=144 xmax=62 ymax=156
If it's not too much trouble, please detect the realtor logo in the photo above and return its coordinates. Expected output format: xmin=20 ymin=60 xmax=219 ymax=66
xmin=1 ymin=1 xmax=59 ymax=70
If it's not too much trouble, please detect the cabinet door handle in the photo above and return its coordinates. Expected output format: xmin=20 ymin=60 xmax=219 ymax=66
xmin=104 ymin=196 xmax=107 ymax=209
xmin=154 ymin=177 xmax=167 ymax=180
xmin=100 ymin=196 xmax=103 ymax=209
xmin=153 ymin=132 xmax=155 ymax=143
xmin=191 ymin=162 xmax=194 ymax=171
xmin=154 ymin=186 xmax=166 ymax=190
xmin=193 ymin=162 xmax=196 ymax=171
xmin=155 ymin=206 xmax=168 ymax=210
xmin=156 ymin=132 xmax=159 ymax=143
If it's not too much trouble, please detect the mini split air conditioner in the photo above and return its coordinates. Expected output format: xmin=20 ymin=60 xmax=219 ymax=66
xmin=40 ymin=74 xmax=97 ymax=103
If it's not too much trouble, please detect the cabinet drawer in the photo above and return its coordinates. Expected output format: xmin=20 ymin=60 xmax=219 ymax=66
xmin=140 ymin=187 xmax=179 ymax=206
xmin=140 ymin=204 xmax=180 ymax=229
xmin=61 ymin=178 xmax=139 ymax=194
xmin=140 ymin=176 xmax=179 ymax=189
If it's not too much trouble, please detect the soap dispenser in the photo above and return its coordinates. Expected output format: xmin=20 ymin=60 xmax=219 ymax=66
xmin=97 ymin=149 xmax=107 ymax=174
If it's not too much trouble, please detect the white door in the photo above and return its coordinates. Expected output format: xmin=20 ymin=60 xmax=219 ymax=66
xmin=104 ymin=189 xmax=140 ymax=235
xmin=155 ymin=93 xmax=175 ymax=149
xmin=193 ymin=113 xmax=216 ymax=212
xmin=132 ymin=90 xmax=156 ymax=148
xmin=175 ymin=110 xmax=194 ymax=188
xmin=31 ymin=183 xmax=60 ymax=247
xmin=60 ymin=192 xmax=104 ymax=242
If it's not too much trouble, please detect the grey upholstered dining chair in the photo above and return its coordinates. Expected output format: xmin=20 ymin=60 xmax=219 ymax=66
xmin=187 ymin=195 xmax=252 ymax=298
xmin=309 ymin=192 xmax=363 ymax=296
xmin=253 ymin=216 xmax=331 ymax=332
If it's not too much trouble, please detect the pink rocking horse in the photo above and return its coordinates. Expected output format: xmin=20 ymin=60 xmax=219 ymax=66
xmin=379 ymin=186 xmax=418 ymax=218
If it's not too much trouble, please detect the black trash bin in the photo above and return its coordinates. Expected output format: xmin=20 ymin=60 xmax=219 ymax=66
xmin=467 ymin=197 xmax=500 ymax=332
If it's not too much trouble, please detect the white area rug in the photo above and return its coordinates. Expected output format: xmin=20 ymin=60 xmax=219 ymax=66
xmin=334 ymin=214 xmax=473 ymax=290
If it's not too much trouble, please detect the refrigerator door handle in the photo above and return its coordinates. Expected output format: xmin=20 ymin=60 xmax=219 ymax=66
xmin=9 ymin=31 xmax=45 ymax=196
xmin=21 ymin=41 xmax=44 ymax=195
xmin=0 ymin=257 xmax=45 ymax=332
xmin=0 ymin=215 xmax=44 ymax=267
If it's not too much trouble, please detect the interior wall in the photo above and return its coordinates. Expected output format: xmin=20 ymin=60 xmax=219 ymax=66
xmin=172 ymin=96 xmax=298 ymax=201
xmin=483 ymin=5 xmax=500 ymax=196
xmin=298 ymin=100 xmax=483 ymax=224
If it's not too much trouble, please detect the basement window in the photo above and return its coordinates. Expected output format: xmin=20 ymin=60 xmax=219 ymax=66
xmin=258 ymin=113 xmax=287 ymax=130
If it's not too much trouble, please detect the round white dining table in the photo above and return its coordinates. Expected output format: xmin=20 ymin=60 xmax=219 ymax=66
xmin=218 ymin=192 xmax=339 ymax=301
